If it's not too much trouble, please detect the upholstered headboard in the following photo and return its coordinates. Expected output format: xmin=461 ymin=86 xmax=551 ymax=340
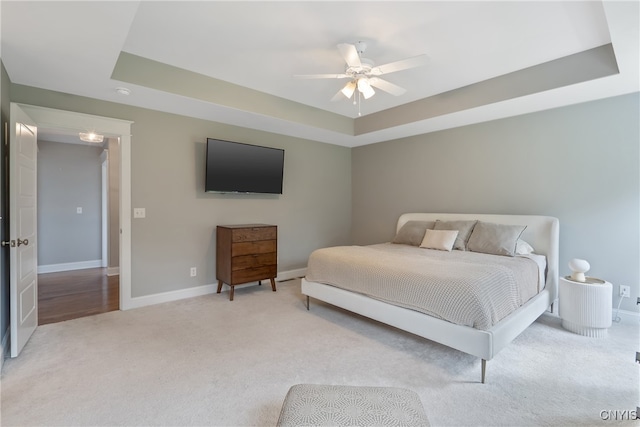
xmin=396 ymin=213 xmax=560 ymax=302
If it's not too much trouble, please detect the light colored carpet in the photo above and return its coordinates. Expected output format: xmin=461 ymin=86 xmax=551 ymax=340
xmin=1 ymin=279 xmax=638 ymax=426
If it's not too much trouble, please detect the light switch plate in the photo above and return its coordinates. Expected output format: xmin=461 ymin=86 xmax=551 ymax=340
xmin=133 ymin=208 xmax=146 ymax=218
xmin=76 ymin=207 xmax=82 ymax=214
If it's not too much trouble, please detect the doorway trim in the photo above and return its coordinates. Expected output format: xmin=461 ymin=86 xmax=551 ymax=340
xmin=17 ymin=104 xmax=134 ymax=310
xmin=100 ymin=150 xmax=108 ymax=269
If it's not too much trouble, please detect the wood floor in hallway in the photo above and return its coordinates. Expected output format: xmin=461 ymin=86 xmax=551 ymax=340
xmin=38 ymin=268 xmax=119 ymax=325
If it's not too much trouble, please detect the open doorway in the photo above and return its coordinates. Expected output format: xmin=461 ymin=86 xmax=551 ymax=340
xmin=35 ymin=131 xmax=120 ymax=324
xmin=7 ymin=103 xmax=132 ymax=357
xmin=38 ymin=269 xmax=118 ymax=325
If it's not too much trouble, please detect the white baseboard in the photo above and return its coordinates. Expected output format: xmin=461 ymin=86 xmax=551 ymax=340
xmin=543 ymin=308 xmax=639 ymax=324
xmin=126 ymin=284 xmax=217 ymax=310
xmin=38 ymin=259 xmax=103 ymax=274
xmin=276 ymin=268 xmax=307 ymax=282
xmin=1 ymin=326 xmax=9 ymax=370
xmin=615 ymin=308 xmax=640 ymax=323
xmin=107 ymin=267 xmax=120 ymax=276
xmin=125 ymin=268 xmax=307 ymax=311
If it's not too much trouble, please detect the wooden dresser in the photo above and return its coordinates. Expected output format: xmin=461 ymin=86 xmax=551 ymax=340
xmin=216 ymin=224 xmax=277 ymax=301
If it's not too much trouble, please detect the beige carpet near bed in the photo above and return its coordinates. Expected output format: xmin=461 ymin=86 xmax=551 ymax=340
xmin=1 ymin=279 xmax=638 ymax=426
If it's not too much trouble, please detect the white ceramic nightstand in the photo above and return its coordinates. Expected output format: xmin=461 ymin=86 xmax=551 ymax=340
xmin=558 ymin=276 xmax=612 ymax=337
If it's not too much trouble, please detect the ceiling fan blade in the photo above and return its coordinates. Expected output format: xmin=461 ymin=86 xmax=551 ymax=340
xmin=368 ymin=77 xmax=406 ymax=96
xmin=370 ymin=54 xmax=428 ymax=75
xmin=294 ymin=73 xmax=350 ymax=79
xmin=337 ymin=43 xmax=362 ymax=68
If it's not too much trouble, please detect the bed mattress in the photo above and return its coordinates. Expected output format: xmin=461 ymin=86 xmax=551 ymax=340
xmin=305 ymin=243 xmax=546 ymax=331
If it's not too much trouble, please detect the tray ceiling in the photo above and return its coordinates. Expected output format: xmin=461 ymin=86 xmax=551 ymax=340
xmin=2 ymin=1 xmax=638 ymax=147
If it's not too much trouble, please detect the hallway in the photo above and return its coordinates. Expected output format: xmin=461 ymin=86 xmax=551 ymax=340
xmin=38 ymin=268 xmax=119 ymax=325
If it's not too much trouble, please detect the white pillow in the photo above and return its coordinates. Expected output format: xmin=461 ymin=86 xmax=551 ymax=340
xmin=516 ymin=239 xmax=535 ymax=255
xmin=420 ymin=229 xmax=459 ymax=252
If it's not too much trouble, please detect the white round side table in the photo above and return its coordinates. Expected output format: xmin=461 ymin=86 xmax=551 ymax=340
xmin=558 ymin=276 xmax=612 ymax=337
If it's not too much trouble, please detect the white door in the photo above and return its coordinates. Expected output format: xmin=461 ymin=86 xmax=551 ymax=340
xmin=9 ymin=103 xmax=38 ymax=357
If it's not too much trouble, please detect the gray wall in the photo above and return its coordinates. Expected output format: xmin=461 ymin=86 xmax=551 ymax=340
xmin=11 ymin=84 xmax=352 ymax=298
xmin=37 ymin=140 xmax=103 ymax=266
xmin=1 ymin=61 xmax=10 ymax=352
xmin=352 ymin=93 xmax=640 ymax=312
xmin=8 ymin=82 xmax=637 ymax=314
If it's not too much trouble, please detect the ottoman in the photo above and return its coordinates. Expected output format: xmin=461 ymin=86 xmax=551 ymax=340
xmin=277 ymin=384 xmax=430 ymax=426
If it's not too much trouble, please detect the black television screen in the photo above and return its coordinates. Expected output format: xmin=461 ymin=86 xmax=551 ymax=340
xmin=205 ymin=138 xmax=285 ymax=194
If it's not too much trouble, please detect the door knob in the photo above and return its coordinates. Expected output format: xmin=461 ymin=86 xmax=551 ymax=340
xmin=1 ymin=239 xmax=28 ymax=247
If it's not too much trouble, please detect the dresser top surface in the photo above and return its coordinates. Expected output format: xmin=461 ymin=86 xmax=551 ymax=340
xmin=217 ymin=224 xmax=276 ymax=229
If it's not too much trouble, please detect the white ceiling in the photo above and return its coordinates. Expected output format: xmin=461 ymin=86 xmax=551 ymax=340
xmin=1 ymin=1 xmax=638 ymax=147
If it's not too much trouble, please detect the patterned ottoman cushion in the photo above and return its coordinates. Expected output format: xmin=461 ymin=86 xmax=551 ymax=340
xmin=277 ymin=384 xmax=430 ymax=426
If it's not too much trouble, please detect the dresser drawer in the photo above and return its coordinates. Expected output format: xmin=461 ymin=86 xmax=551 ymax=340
xmin=231 ymin=240 xmax=276 ymax=257
xmin=232 ymin=226 xmax=277 ymax=242
xmin=232 ymin=253 xmax=276 ymax=270
xmin=232 ymin=265 xmax=277 ymax=283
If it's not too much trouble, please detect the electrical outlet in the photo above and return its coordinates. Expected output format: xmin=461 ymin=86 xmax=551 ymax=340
xmin=619 ymin=285 xmax=630 ymax=298
xmin=190 ymin=267 xmax=197 ymax=277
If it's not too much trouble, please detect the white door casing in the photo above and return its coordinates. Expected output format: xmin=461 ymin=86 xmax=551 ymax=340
xmin=101 ymin=150 xmax=108 ymax=268
xmin=16 ymin=104 xmax=133 ymax=311
xmin=9 ymin=103 xmax=38 ymax=357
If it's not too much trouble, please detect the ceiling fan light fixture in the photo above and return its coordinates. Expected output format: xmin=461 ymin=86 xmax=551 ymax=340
xmin=357 ymin=78 xmax=375 ymax=99
xmin=296 ymin=41 xmax=426 ymax=104
xmin=341 ymin=81 xmax=357 ymax=99
xmin=79 ymin=132 xmax=104 ymax=143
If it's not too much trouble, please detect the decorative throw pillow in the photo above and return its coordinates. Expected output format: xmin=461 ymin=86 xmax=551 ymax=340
xmin=419 ymin=229 xmax=459 ymax=252
xmin=516 ymin=239 xmax=535 ymax=255
xmin=467 ymin=221 xmax=527 ymax=257
xmin=433 ymin=220 xmax=477 ymax=251
xmin=392 ymin=220 xmax=436 ymax=246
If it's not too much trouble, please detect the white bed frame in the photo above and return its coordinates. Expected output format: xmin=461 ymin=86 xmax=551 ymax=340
xmin=301 ymin=213 xmax=559 ymax=383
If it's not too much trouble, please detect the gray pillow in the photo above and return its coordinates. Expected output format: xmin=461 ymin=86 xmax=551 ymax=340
xmin=467 ymin=221 xmax=527 ymax=257
xmin=392 ymin=220 xmax=436 ymax=246
xmin=433 ymin=220 xmax=477 ymax=251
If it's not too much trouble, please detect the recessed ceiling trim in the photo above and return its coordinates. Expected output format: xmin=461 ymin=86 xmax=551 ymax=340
xmin=355 ymin=44 xmax=619 ymax=135
xmin=111 ymin=51 xmax=354 ymax=136
xmin=111 ymin=44 xmax=620 ymax=141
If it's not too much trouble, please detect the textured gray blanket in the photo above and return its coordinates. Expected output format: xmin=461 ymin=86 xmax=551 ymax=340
xmin=305 ymin=243 xmax=542 ymax=330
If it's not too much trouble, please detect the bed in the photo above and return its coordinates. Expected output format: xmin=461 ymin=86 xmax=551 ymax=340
xmin=301 ymin=213 xmax=559 ymax=383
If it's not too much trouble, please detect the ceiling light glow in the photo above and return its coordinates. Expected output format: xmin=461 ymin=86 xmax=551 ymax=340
xmin=341 ymin=81 xmax=357 ymax=99
xmin=79 ymin=132 xmax=104 ymax=143
xmin=357 ymin=78 xmax=375 ymax=99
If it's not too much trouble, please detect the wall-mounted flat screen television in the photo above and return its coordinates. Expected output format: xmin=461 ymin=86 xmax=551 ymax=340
xmin=205 ymin=138 xmax=285 ymax=194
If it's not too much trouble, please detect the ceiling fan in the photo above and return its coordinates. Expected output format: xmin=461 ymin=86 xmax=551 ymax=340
xmin=295 ymin=41 xmax=428 ymax=103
